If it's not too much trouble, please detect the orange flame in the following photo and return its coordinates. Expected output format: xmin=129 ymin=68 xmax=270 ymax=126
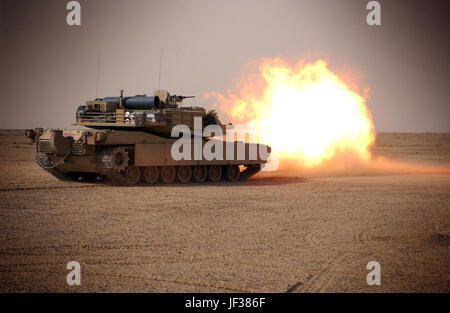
xmin=207 ymin=58 xmax=376 ymax=168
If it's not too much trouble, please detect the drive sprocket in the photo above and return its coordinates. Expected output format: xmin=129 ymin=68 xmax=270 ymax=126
xmin=111 ymin=147 xmax=130 ymax=172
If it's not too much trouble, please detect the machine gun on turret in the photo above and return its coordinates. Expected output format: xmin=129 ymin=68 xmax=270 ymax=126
xmin=164 ymin=95 xmax=195 ymax=108
xmin=170 ymin=95 xmax=195 ymax=103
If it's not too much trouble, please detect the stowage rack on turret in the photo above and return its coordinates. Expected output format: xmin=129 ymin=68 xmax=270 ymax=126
xmin=75 ymin=90 xmax=225 ymax=138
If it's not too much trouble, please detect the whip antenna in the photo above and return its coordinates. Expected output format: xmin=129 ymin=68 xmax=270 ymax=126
xmin=158 ymin=48 xmax=163 ymax=89
xmin=96 ymin=49 xmax=101 ymax=98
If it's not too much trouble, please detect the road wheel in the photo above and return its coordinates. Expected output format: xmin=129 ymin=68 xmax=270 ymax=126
xmin=226 ymin=165 xmax=240 ymax=182
xmin=143 ymin=166 xmax=159 ymax=184
xmin=193 ymin=165 xmax=207 ymax=183
xmin=160 ymin=166 xmax=176 ymax=184
xmin=208 ymin=165 xmax=222 ymax=182
xmin=125 ymin=165 xmax=141 ymax=185
xmin=177 ymin=166 xmax=192 ymax=184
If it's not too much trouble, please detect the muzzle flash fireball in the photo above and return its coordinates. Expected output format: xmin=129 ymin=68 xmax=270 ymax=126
xmin=209 ymin=59 xmax=376 ymax=168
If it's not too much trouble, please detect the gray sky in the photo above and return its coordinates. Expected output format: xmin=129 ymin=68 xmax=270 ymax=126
xmin=1 ymin=0 xmax=449 ymax=132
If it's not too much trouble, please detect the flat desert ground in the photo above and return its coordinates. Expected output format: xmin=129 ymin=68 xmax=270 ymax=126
xmin=0 ymin=130 xmax=449 ymax=292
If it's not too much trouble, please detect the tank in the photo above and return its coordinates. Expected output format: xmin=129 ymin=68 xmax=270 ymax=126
xmin=26 ymin=89 xmax=271 ymax=185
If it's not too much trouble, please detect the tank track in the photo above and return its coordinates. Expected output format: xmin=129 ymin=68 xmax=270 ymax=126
xmin=35 ymin=152 xmax=76 ymax=182
xmin=239 ymin=164 xmax=262 ymax=181
xmin=37 ymin=148 xmax=263 ymax=185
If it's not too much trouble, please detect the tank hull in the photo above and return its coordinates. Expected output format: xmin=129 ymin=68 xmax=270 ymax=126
xmin=30 ymin=129 xmax=270 ymax=185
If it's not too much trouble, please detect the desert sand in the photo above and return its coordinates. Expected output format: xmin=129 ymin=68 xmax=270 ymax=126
xmin=0 ymin=130 xmax=448 ymax=292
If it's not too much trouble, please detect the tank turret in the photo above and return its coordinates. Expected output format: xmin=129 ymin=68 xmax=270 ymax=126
xmin=75 ymin=90 xmax=225 ymax=138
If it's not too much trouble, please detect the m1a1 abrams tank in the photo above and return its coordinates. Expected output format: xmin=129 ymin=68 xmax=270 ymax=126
xmin=26 ymin=90 xmax=271 ymax=186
